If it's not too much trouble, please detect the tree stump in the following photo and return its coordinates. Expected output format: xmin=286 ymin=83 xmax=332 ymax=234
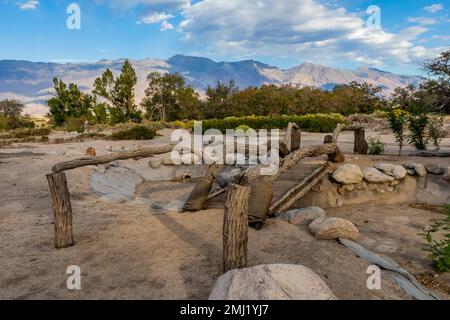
xmin=46 ymin=172 xmax=74 ymax=248
xmin=223 ymin=184 xmax=250 ymax=273
xmin=288 ymin=123 xmax=301 ymax=152
xmin=354 ymin=129 xmax=368 ymax=154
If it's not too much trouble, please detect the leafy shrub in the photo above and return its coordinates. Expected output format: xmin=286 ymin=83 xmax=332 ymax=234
xmin=235 ymin=124 xmax=252 ymax=132
xmin=367 ymin=137 xmax=386 ymax=155
xmin=0 ymin=114 xmax=9 ymax=130
xmin=422 ymin=205 xmax=450 ymax=272
xmin=63 ymin=117 xmax=88 ymax=133
xmin=348 ymin=113 xmax=375 ymax=124
xmin=408 ymin=113 xmax=429 ymax=151
xmin=192 ymin=113 xmax=348 ymax=133
xmin=110 ymin=125 xmax=156 ymax=141
xmin=0 ymin=128 xmax=51 ymax=139
xmin=387 ymin=108 xmax=409 ymax=156
xmin=428 ymin=115 xmax=444 ymax=151
xmin=371 ymin=110 xmax=388 ymax=118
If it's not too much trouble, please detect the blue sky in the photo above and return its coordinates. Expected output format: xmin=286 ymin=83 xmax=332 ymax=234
xmin=0 ymin=0 xmax=449 ymax=75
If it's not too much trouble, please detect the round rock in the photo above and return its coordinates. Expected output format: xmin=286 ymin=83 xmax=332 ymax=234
xmin=280 ymin=207 xmax=326 ymax=226
xmin=331 ymin=164 xmax=363 ymax=185
xmin=363 ymin=167 xmax=395 ymax=184
xmin=209 ymin=264 xmax=337 ymax=300
xmin=374 ymin=163 xmax=407 ymax=179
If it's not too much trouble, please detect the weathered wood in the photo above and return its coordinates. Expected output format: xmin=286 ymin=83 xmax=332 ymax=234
xmin=46 ymin=172 xmax=74 ymax=248
xmin=223 ymin=184 xmax=250 ymax=273
xmin=270 ymin=163 xmax=331 ymax=216
xmin=52 ymin=144 xmax=174 ymax=173
xmin=354 ymin=129 xmax=368 ymax=154
xmin=324 ymin=135 xmax=346 ymax=163
xmin=286 ymin=122 xmax=301 ymax=152
xmin=279 ymin=123 xmax=301 ymax=158
xmin=183 ymin=164 xmax=224 ymax=212
xmin=332 ymin=123 xmax=364 ymax=142
xmin=206 ymin=187 xmax=228 ymax=200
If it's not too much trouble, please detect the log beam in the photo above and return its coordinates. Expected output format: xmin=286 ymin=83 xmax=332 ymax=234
xmin=52 ymin=144 xmax=174 ymax=173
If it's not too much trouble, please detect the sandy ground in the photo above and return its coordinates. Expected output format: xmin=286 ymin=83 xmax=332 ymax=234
xmin=0 ymin=127 xmax=449 ymax=300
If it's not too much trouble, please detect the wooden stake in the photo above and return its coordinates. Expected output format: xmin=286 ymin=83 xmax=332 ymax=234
xmin=223 ymin=184 xmax=250 ymax=273
xmin=46 ymin=172 xmax=74 ymax=248
xmin=354 ymin=129 xmax=368 ymax=154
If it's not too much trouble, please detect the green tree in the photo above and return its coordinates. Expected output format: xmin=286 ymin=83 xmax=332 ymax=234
xmin=47 ymin=78 xmax=94 ymax=126
xmin=93 ymin=60 xmax=141 ymax=123
xmin=423 ymin=50 xmax=450 ymax=114
xmin=0 ymin=99 xmax=34 ymax=129
xmin=203 ymin=80 xmax=239 ymax=119
xmin=141 ymin=72 xmax=201 ymax=121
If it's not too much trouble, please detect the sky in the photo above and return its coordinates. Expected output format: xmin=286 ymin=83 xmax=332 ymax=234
xmin=0 ymin=0 xmax=449 ymax=75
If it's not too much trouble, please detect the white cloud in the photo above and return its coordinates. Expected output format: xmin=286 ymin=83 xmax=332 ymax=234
xmin=18 ymin=0 xmax=39 ymax=10
xmin=96 ymin=0 xmax=190 ymax=11
xmin=408 ymin=17 xmax=437 ymax=25
xmin=177 ymin=0 xmax=437 ymax=67
xmin=432 ymin=35 xmax=450 ymax=40
xmin=140 ymin=12 xmax=174 ymax=24
xmin=424 ymin=3 xmax=444 ymax=13
xmin=160 ymin=20 xmax=174 ymax=31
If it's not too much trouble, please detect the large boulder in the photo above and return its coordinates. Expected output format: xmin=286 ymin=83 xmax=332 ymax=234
xmin=444 ymin=167 xmax=450 ymax=182
xmin=404 ymin=163 xmax=427 ymax=177
xmin=374 ymin=163 xmax=407 ymax=180
xmin=209 ymin=264 xmax=337 ymax=300
xmin=331 ymin=165 xmax=363 ymax=185
xmin=426 ymin=164 xmax=446 ymax=175
xmin=309 ymin=217 xmax=359 ymax=241
xmin=280 ymin=207 xmax=326 ymax=226
xmin=363 ymin=167 xmax=395 ymax=184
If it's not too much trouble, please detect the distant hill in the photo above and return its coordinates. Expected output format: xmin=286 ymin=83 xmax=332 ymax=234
xmin=0 ymin=55 xmax=424 ymax=116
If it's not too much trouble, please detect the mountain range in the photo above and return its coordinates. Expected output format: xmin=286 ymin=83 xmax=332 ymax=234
xmin=0 ymin=55 xmax=425 ymax=116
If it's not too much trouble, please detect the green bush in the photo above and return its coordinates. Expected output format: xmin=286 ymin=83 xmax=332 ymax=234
xmin=367 ymin=137 xmax=386 ymax=155
xmin=0 ymin=114 xmax=9 ymax=130
xmin=186 ymin=113 xmax=348 ymax=133
xmin=235 ymin=124 xmax=252 ymax=132
xmin=110 ymin=125 xmax=156 ymax=141
xmin=408 ymin=113 xmax=429 ymax=151
xmin=422 ymin=205 xmax=450 ymax=272
xmin=63 ymin=117 xmax=88 ymax=133
xmin=428 ymin=115 xmax=444 ymax=151
xmin=0 ymin=128 xmax=51 ymax=139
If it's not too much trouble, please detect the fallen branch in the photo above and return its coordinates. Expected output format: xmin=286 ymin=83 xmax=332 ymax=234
xmin=52 ymin=144 xmax=174 ymax=173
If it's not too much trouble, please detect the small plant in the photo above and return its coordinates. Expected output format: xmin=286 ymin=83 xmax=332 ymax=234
xmin=422 ymin=205 xmax=450 ymax=273
xmin=63 ymin=117 xmax=88 ymax=133
xmin=110 ymin=125 xmax=156 ymax=141
xmin=235 ymin=124 xmax=252 ymax=132
xmin=367 ymin=137 xmax=386 ymax=155
xmin=428 ymin=115 xmax=444 ymax=151
xmin=408 ymin=113 xmax=429 ymax=151
xmin=387 ymin=108 xmax=408 ymax=156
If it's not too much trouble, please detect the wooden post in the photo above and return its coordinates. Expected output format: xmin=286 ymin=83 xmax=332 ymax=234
xmin=223 ymin=184 xmax=250 ymax=273
xmin=354 ymin=129 xmax=368 ymax=154
xmin=324 ymin=135 xmax=345 ymax=163
xmin=289 ymin=123 xmax=301 ymax=152
xmin=46 ymin=172 xmax=74 ymax=248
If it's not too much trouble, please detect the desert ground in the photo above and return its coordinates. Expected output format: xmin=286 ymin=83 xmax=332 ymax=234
xmin=1 ymin=122 xmax=450 ymax=300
